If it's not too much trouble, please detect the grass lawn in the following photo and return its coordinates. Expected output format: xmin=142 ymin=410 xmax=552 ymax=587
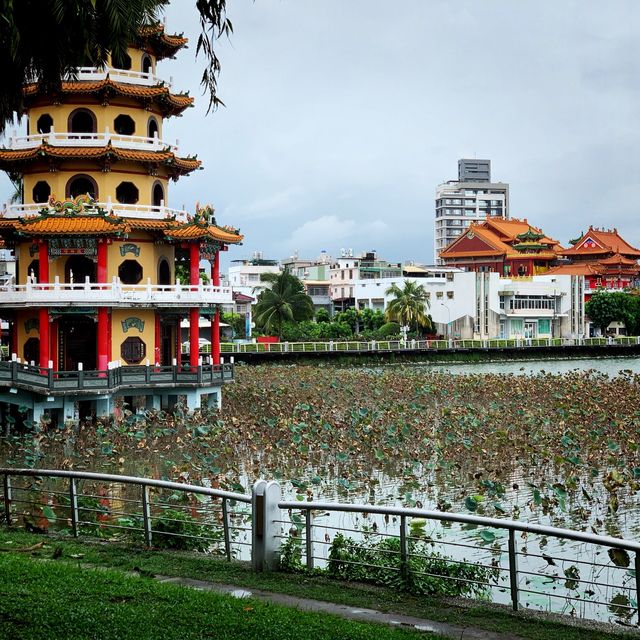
xmin=0 ymin=529 xmax=635 ymax=640
xmin=0 ymin=552 xmax=428 ymax=640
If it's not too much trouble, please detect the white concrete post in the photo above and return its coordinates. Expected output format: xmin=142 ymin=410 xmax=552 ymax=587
xmin=77 ymin=363 xmax=83 ymax=371
xmin=251 ymin=480 xmax=282 ymax=572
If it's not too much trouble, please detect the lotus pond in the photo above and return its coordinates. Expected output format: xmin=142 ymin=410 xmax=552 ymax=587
xmin=2 ymin=357 xmax=640 ymax=624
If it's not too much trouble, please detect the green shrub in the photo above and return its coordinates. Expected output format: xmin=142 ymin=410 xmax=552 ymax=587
xmin=327 ymin=534 xmax=494 ymax=598
xmin=152 ymin=509 xmax=215 ymax=552
xmin=377 ymin=322 xmax=401 ymax=338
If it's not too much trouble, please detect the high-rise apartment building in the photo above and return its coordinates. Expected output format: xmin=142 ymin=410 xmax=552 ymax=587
xmin=434 ymin=159 xmax=509 ymax=264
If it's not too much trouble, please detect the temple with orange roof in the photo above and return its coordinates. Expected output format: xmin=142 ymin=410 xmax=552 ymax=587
xmin=546 ymin=227 xmax=640 ymax=299
xmin=439 ymin=217 xmax=563 ymax=277
xmin=0 ymin=24 xmax=242 ymax=424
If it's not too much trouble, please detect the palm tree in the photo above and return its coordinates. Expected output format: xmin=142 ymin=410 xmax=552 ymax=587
xmin=385 ymin=281 xmax=432 ymax=335
xmin=253 ymin=271 xmax=314 ymax=338
xmin=0 ymin=0 xmax=232 ymax=134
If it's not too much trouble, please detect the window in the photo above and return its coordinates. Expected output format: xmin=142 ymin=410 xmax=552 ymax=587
xmin=148 ymin=117 xmax=159 ymax=139
xmin=152 ymin=182 xmax=164 ymax=207
xmin=121 ymin=337 xmax=146 ymax=364
xmin=116 ymin=181 xmax=139 ymax=204
xmin=114 ymin=114 xmax=135 ymax=135
xmin=141 ymin=54 xmax=153 ymax=74
xmin=32 ymin=180 xmax=51 ymax=203
xmin=36 ymin=114 xmax=53 ymax=134
xmin=118 ymin=260 xmax=143 ymax=284
xmin=447 ymin=291 xmax=454 ymax=299
xmin=66 ymin=174 xmax=98 ymax=199
xmin=158 ymin=258 xmax=171 ymax=285
xmin=68 ymin=109 xmax=96 ymax=134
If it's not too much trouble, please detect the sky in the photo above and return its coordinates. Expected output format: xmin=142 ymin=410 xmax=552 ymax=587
xmin=2 ymin=0 xmax=639 ymax=271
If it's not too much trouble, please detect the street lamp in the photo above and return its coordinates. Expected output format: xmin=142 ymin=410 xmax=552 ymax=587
xmin=440 ymin=302 xmax=451 ymax=342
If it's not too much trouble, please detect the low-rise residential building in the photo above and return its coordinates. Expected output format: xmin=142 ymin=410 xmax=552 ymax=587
xmin=330 ymin=250 xmax=402 ymax=311
xmin=227 ymin=253 xmax=281 ymax=299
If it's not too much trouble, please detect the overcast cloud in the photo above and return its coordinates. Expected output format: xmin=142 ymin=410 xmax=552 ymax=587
xmin=2 ymin=0 xmax=639 ymax=270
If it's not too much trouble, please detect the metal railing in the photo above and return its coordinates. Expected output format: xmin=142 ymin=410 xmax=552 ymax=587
xmin=0 ymin=362 xmax=234 ymax=395
xmin=1 ymin=469 xmax=639 ymax=625
xmin=219 ymin=336 xmax=640 ymax=355
xmin=0 ymin=278 xmax=232 ymax=308
xmin=6 ymin=128 xmax=179 ymax=153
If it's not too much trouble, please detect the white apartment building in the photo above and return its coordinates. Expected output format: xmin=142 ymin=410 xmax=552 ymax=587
xmin=227 ymin=253 xmax=281 ymax=299
xmin=435 ymin=159 xmax=509 ymax=265
xmin=354 ymin=272 xmax=585 ymax=339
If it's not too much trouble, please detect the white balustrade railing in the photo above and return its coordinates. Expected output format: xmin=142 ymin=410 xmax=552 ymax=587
xmin=65 ymin=66 xmax=170 ymax=87
xmin=2 ymin=199 xmax=190 ymax=222
xmin=7 ymin=127 xmax=179 ymax=153
xmin=0 ymin=278 xmax=232 ymax=307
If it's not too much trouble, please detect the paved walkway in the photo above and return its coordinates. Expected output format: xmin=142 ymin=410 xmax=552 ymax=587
xmin=155 ymin=574 xmax=525 ymax=639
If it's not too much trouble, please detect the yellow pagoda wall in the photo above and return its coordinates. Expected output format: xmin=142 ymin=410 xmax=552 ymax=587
xmin=17 ymin=310 xmax=40 ymax=360
xmin=23 ymin=170 xmax=169 ymax=206
xmin=111 ymin=308 xmax=156 ymax=364
xmin=28 ymin=102 xmax=164 ymax=138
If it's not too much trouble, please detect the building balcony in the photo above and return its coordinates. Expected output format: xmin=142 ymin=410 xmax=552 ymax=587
xmin=6 ymin=128 xmax=179 ymax=154
xmin=0 ymin=360 xmax=234 ymax=397
xmin=66 ymin=66 xmax=170 ymax=88
xmin=2 ymin=200 xmax=189 ymax=223
xmin=0 ymin=279 xmax=232 ymax=309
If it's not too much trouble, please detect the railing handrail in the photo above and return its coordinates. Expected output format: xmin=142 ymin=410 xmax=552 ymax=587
xmin=0 ymin=468 xmax=250 ymax=503
xmin=278 ymin=499 xmax=640 ymax=553
xmin=218 ymin=336 xmax=638 ymax=355
xmin=1 ymin=281 xmax=231 ymax=294
xmin=7 ymin=129 xmax=178 ymax=152
xmin=2 ymin=201 xmax=189 ymax=222
xmin=65 ymin=66 xmax=168 ymax=87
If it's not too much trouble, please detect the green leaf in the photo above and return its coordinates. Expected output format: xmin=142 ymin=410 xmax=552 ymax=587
xmin=608 ymin=548 xmax=631 ymax=568
xmin=42 ymin=506 xmax=56 ymax=522
xmin=479 ymin=530 xmax=496 ymax=543
xmin=464 ymin=496 xmax=478 ymax=512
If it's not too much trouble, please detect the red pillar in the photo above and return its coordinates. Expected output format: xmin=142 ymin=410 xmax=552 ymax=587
xmin=38 ymin=239 xmax=50 ymax=368
xmin=97 ymin=307 xmax=109 ymax=371
xmin=190 ymin=242 xmax=200 ymax=285
xmin=190 ymin=307 xmax=199 ymax=368
xmin=212 ymin=250 xmax=221 ymax=365
xmin=38 ymin=308 xmax=49 ymax=368
xmin=189 ymin=243 xmax=201 ymax=368
xmin=38 ymin=240 xmax=49 ymax=283
xmin=97 ymin=239 xmax=108 ymax=284
xmin=154 ymin=313 xmax=161 ymax=365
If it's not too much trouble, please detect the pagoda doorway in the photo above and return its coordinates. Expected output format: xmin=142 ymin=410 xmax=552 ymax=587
xmin=58 ymin=316 xmax=97 ymax=371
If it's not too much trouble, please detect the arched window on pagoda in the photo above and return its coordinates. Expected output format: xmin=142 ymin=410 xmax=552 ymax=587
xmin=147 ymin=117 xmax=159 ymax=139
xmin=66 ymin=174 xmax=98 ymax=200
xmin=32 ymin=180 xmax=51 ymax=204
xmin=142 ymin=54 xmax=153 ymax=75
xmin=114 ymin=114 xmax=135 ymax=135
xmin=36 ymin=114 xmax=53 ymax=134
xmin=158 ymin=258 xmax=171 ymax=285
xmin=68 ymin=109 xmax=97 ymax=135
xmin=116 ymin=181 xmax=139 ymax=205
xmin=152 ymin=181 xmax=164 ymax=207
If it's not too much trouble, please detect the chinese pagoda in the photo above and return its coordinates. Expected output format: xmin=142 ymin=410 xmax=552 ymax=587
xmin=547 ymin=226 xmax=640 ymax=299
xmin=439 ymin=218 xmax=563 ymax=276
xmin=0 ymin=24 xmax=243 ymax=424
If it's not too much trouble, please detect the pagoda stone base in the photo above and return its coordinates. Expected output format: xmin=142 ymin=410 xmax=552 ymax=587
xmin=0 ymin=384 xmax=222 ymax=428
